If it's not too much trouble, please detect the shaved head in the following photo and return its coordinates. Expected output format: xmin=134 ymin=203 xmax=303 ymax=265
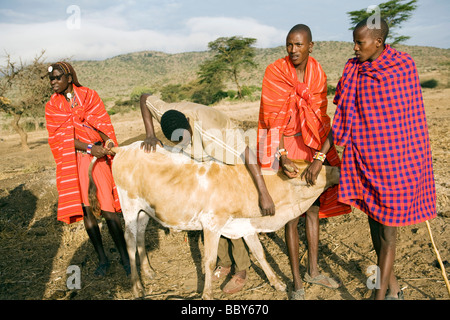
xmin=287 ymin=24 xmax=312 ymax=43
xmin=354 ymin=17 xmax=389 ymax=44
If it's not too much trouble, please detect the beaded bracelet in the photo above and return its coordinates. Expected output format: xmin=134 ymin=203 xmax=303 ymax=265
xmin=275 ymin=148 xmax=288 ymax=160
xmin=313 ymin=151 xmax=326 ymax=163
xmin=86 ymin=143 xmax=93 ymax=155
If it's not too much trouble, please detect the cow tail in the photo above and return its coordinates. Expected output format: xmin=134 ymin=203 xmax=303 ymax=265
xmin=88 ymin=156 xmax=101 ymax=219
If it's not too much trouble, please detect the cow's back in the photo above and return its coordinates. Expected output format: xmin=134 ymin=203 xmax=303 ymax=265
xmin=111 ymin=143 xmax=274 ymax=228
xmin=111 ymin=142 xmax=337 ymax=231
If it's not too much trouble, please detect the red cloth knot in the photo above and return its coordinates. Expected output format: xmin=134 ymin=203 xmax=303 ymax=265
xmin=295 ymin=82 xmax=312 ymax=104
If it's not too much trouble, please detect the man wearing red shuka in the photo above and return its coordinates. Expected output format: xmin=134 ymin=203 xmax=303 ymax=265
xmin=258 ymin=24 xmax=351 ymax=300
xmin=45 ymin=62 xmax=130 ymax=277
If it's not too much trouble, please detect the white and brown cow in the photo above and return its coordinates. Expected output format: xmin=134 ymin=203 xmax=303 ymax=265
xmin=90 ymin=141 xmax=340 ymax=299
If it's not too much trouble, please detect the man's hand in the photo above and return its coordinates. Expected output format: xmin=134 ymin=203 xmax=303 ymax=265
xmin=280 ymin=156 xmax=299 ymax=179
xmin=301 ymin=159 xmax=322 ymax=185
xmin=91 ymin=144 xmax=115 ymax=158
xmin=259 ymin=191 xmax=275 ymax=216
xmin=140 ymin=136 xmax=163 ymax=153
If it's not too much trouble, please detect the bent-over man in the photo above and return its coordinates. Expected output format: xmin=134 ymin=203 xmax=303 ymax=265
xmin=139 ymin=94 xmax=275 ymax=293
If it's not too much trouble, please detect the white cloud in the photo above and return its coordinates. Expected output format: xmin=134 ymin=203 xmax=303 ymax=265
xmin=185 ymin=16 xmax=286 ymax=48
xmin=0 ymin=15 xmax=286 ymax=63
xmin=1 ymin=0 xmax=448 ymax=65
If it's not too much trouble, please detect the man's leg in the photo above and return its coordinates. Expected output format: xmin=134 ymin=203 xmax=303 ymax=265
xmin=368 ymin=217 xmax=400 ymax=299
xmin=305 ymin=205 xmax=320 ymax=278
xmin=83 ymin=206 xmax=109 ymax=276
xmin=230 ymin=238 xmax=251 ymax=278
xmin=213 ymin=237 xmax=232 ymax=281
xmin=285 ymin=216 xmax=303 ymax=291
xmin=102 ymin=210 xmax=131 ymax=275
xmin=304 ymin=205 xmax=340 ymax=288
xmin=222 ymin=238 xmax=250 ymax=294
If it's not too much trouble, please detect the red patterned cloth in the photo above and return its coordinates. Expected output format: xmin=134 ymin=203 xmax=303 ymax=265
xmin=258 ymin=56 xmax=351 ymax=218
xmin=46 ymin=86 xmax=120 ymax=224
xmin=333 ymin=45 xmax=436 ymax=226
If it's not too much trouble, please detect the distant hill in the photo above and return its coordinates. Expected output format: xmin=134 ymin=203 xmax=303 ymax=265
xmin=72 ymin=41 xmax=450 ymax=104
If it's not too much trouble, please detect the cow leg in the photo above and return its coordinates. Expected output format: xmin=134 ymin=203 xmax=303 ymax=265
xmin=124 ymin=213 xmax=146 ymax=297
xmin=119 ymin=190 xmax=146 ymax=298
xmin=243 ymin=233 xmax=287 ymax=292
xmin=201 ymin=228 xmax=221 ymax=300
xmin=136 ymin=211 xmax=155 ymax=281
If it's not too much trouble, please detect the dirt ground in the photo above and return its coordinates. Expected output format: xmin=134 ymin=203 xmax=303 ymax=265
xmin=0 ymin=89 xmax=449 ymax=301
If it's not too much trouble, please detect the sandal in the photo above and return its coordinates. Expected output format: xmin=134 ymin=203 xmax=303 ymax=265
xmin=290 ymin=288 xmax=305 ymax=300
xmin=304 ymin=273 xmax=340 ymax=289
xmin=94 ymin=261 xmax=110 ymax=277
xmin=385 ymin=289 xmax=404 ymax=300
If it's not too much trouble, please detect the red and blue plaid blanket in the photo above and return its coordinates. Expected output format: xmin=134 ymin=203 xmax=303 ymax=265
xmin=333 ymin=45 xmax=436 ymax=226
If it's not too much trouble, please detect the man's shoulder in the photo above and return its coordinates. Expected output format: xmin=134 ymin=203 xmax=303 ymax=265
xmin=385 ymin=45 xmax=416 ymax=69
xmin=396 ymin=50 xmax=416 ymax=68
xmin=266 ymin=56 xmax=288 ymax=70
xmin=308 ymin=56 xmax=327 ymax=75
xmin=75 ymin=86 xmax=100 ymax=102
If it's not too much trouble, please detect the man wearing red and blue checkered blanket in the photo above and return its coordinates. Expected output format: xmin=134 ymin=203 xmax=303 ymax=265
xmin=331 ymin=18 xmax=436 ymax=300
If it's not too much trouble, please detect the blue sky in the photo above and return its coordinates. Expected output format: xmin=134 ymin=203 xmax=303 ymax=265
xmin=0 ymin=0 xmax=449 ymax=63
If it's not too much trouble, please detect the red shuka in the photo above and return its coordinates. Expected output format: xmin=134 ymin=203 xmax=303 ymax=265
xmin=45 ymin=86 xmax=120 ymax=224
xmin=258 ymin=56 xmax=351 ymax=218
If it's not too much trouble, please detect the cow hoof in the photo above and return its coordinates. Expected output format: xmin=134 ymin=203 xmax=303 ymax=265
xmin=273 ymin=281 xmax=287 ymax=292
xmin=201 ymin=292 xmax=214 ymax=300
xmin=143 ymin=268 xmax=156 ymax=280
xmin=132 ymin=282 xmax=146 ymax=298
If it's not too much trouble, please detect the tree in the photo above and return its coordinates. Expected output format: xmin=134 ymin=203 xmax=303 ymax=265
xmin=198 ymin=36 xmax=257 ymax=102
xmin=347 ymin=0 xmax=418 ymax=45
xmin=0 ymin=51 xmax=52 ymax=150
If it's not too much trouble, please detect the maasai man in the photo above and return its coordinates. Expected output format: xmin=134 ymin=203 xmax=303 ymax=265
xmin=45 ymin=62 xmax=130 ymax=277
xmin=258 ymin=24 xmax=351 ymax=300
xmin=139 ymin=93 xmax=275 ymax=293
xmin=332 ymin=18 xmax=436 ymax=299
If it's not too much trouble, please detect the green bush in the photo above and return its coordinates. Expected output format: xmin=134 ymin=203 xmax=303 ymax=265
xmin=108 ymin=99 xmax=135 ymax=115
xmin=161 ymin=84 xmax=189 ymax=102
xmin=23 ymin=120 xmax=45 ymax=131
xmin=241 ymin=86 xmax=253 ymax=97
xmin=228 ymin=85 xmax=260 ymax=101
xmin=227 ymin=90 xmax=237 ymax=99
xmin=191 ymin=85 xmax=226 ymax=105
xmin=327 ymin=85 xmax=336 ymax=95
xmin=420 ymin=79 xmax=438 ymax=89
xmin=114 ymin=99 xmax=133 ymax=106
